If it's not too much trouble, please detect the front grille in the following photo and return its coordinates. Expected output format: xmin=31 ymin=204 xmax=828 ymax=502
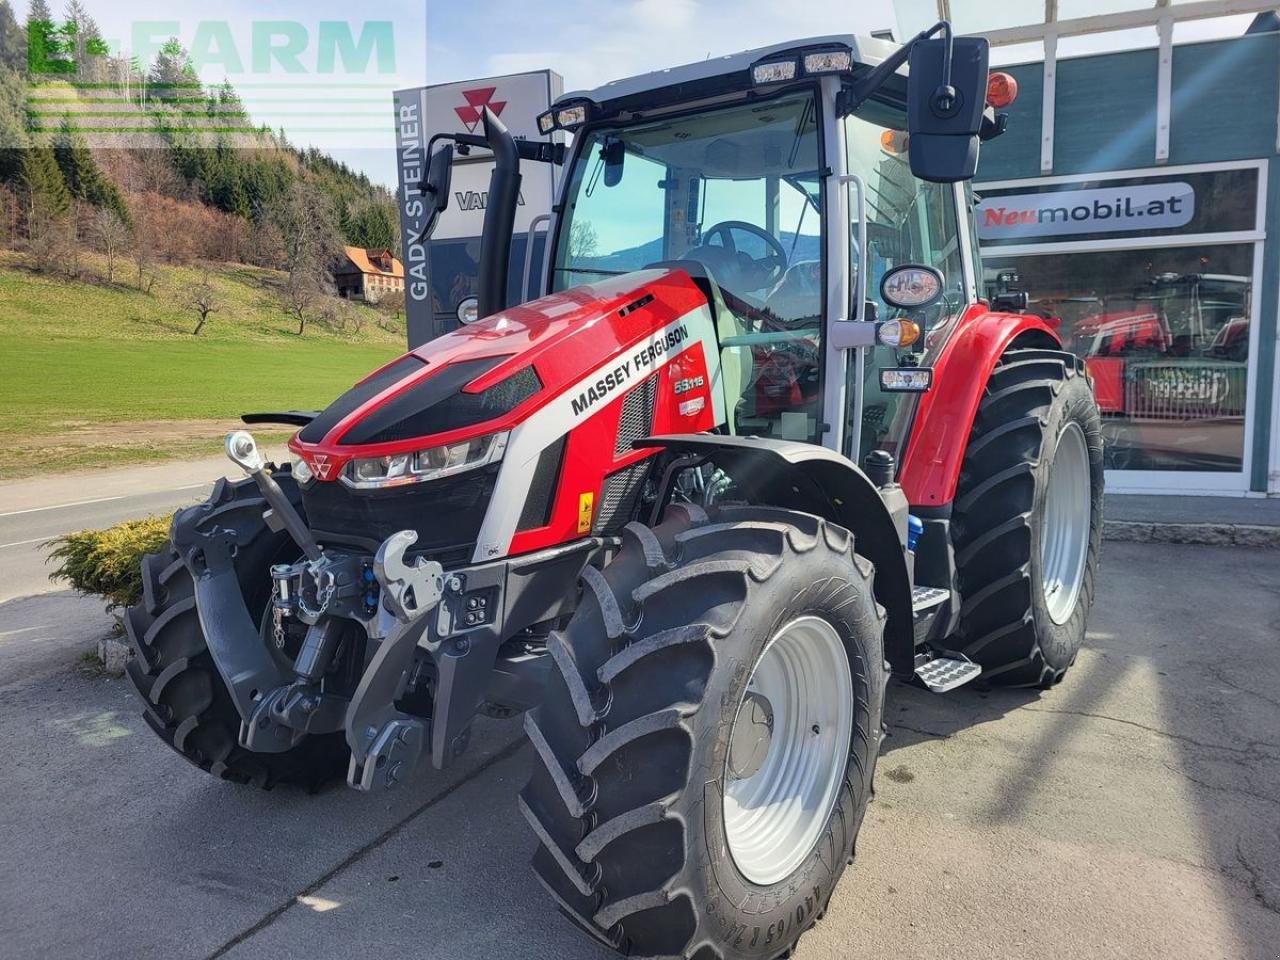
xmin=301 ymin=464 xmax=499 ymax=565
xmin=615 ymin=375 xmax=658 ymax=456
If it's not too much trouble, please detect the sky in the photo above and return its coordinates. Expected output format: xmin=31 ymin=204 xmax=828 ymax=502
xmin=15 ymin=1 xmax=1268 ymax=188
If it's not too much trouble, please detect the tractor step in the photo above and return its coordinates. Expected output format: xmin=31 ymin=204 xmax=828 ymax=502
xmin=911 ymin=586 xmax=949 ymax=615
xmin=913 ymin=653 xmax=982 ymax=693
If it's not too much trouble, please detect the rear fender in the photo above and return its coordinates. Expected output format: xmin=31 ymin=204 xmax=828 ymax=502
xmin=639 ymin=434 xmax=916 ymax=676
xmin=900 ymin=307 xmax=1061 ymax=509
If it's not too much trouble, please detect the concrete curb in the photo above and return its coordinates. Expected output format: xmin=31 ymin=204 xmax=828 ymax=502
xmin=1104 ymin=520 xmax=1280 ymax=548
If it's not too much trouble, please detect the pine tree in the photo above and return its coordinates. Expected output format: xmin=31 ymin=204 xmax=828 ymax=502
xmin=25 ymin=0 xmax=69 ymax=78
xmin=52 ymin=115 xmax=129 ymax=224
xmin=148 ymin=37 xmax=199 ymax=100
xmin=21 ymin=143 xmax=70 ymax=215
xmin=63 ymin=0 xmax=106 ymax=79
xmin=27 ymin=0 xmax=52 ymax=24
xmin=0 ymin=1 xmax=26 ymax=72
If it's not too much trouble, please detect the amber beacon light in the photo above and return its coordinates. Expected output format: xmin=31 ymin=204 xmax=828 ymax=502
xmin=986 ymin=72 xmax=1018 ymax=109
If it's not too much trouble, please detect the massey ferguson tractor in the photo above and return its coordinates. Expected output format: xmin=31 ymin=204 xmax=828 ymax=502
xmin=125 ymin=24 xmax=1103 ymax=960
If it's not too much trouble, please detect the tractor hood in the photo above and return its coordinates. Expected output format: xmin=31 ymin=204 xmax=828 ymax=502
xmin=288 ymin=268 xmax=713 ymax=480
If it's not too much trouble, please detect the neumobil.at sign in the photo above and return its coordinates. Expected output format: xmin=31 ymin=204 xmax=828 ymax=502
xmin=977 ymin=182 xmax=1195 ymax=240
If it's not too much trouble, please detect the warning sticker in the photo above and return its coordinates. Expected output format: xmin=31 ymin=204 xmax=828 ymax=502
xmin=577 ymin=492 xmax=595 ymax=533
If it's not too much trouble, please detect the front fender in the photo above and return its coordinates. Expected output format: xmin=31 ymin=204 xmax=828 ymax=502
xmin=899 ymin=307 xmax=1060 ymax=509
xmin=638 ymin=434 xmax=916 ymax=676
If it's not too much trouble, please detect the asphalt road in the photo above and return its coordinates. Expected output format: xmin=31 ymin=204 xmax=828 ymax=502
xmin=1 ymin=541 xmax=1277 ymax=960
xmin=0 ymin=450 xmax=288 ymax=603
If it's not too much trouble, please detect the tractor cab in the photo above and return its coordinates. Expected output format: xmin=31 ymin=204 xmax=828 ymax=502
xmin=530 ymin=34 xmax=1001 ymax=466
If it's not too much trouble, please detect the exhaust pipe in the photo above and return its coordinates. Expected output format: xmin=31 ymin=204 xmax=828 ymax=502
xmin=477 ymin=107 xmax=522 ymax=320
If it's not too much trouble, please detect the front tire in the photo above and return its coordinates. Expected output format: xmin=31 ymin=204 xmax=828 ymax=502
xmin=521 ymin=504 xmax=887 ymax=959
xmin=951 ymin=348 xmax=1104 ymax=687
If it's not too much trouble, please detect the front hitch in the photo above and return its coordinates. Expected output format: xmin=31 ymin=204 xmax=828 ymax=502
xmin=344 ymin=530 xmax=444 ymax=792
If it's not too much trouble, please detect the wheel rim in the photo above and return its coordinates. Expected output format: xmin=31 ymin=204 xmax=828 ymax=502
xmin=723 ymin=615 xmax=853 ymax=886
xmin=1041 ymin=421 xmax=1091 ymax=625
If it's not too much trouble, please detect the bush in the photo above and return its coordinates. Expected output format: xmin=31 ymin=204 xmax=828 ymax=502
xmin=47 ymin=516 xmax=171 ymax=610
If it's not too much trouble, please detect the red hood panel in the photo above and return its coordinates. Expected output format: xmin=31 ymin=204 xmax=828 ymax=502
xmin=289 ymin=269 xmax=710 ymax=471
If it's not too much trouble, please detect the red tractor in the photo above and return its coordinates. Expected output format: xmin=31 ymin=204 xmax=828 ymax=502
xmin=126 ymin=25 xmax=1102 ymax=960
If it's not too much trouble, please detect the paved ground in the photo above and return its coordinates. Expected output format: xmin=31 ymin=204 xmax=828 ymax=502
xmin=1 ymin=542 xmax=1278 ymax=960
xmin=1105 ymin=493 xmax=1280 ymax=527
xmin=0 ymin=449 xmax=289 ymax=603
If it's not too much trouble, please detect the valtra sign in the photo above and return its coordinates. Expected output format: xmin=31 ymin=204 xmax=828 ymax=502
xmin=976 ymin=182 xmax=1195 ymax=240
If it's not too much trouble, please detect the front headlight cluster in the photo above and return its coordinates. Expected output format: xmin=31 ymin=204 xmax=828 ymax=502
xmin=340 ymin=432 xmax=508 ymax=490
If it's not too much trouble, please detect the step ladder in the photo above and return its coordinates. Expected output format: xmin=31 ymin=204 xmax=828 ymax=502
xmin=913 ymin=652 xmax=982 ymax=693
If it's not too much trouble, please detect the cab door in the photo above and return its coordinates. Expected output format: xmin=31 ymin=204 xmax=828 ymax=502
xmin=841 ymin=105 xmax=969 ymax=466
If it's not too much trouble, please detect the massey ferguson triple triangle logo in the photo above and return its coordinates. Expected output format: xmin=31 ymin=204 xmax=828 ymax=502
xmin=310 ymin=454 xmax=333 ymax=480
xmin=454 ymin=87 xmax=507 ymax=132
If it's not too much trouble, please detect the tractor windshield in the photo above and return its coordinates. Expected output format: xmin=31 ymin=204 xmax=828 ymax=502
xmin=552 ymin=92 xmax=828 ymax=441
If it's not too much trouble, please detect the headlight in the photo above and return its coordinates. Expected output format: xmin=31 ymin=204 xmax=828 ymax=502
xmin=340 ymin=432 xmax=508 ymax=490
xmin=291 ymin=455 xmax=314 ymax=484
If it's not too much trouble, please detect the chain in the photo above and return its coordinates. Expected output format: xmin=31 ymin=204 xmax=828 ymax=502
xmin=270 ymin=580 xmax=286 ymax=649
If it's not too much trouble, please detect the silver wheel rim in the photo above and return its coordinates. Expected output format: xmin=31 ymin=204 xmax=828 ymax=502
xmin=723 ymin=615 xmax=853 ymax=886
xmin=1041 ymin=421 xmax=1091 ymax=625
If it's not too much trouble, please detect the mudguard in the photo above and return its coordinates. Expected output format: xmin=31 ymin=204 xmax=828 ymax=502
xmin=899 ymin=306 xmax=1060 ymax=509
xmin=639 ymin=434 xmax=916 ymax=675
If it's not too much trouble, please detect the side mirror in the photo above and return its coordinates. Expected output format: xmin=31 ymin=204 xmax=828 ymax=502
xmin=416 ymin=143 xmax=454 ymax=241
xmin=602 ymin=138 xmax=625 ymax=188
xmin=907 ymin=36 xmax=989 ymax=183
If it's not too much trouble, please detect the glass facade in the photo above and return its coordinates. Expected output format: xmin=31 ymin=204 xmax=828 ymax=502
xmin=985 ymin=244 xmax=1252 ymax=471
xmin=977 ymin=166 xmax=1261 ymax=479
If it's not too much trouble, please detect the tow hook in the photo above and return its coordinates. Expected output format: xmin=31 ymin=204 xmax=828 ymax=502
xmin=345 ymin=530 xmax=444 ymax=792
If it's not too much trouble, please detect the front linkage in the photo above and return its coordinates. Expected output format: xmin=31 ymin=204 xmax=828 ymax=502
xmin=172 ymin=430 xmax=591 ymax=792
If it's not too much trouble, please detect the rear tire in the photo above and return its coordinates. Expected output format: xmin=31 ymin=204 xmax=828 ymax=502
xmin=951 ymin=348 xmax=1104 ymax=688
xmin=521 ymin=503 xmax=887 ymax=959
xmin=124 ymin=474 xmax=350 ymax=788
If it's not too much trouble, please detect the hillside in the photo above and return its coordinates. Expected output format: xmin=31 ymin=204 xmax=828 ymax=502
xmin=0 ymin=253 xmax=403 ymax=479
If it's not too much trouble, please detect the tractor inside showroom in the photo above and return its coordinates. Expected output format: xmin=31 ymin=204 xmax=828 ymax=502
xmin=126 ymin=22 xmax=1103 ymax=960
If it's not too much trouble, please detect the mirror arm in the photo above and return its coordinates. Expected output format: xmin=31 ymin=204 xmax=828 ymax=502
xmin=426 ymin=131 xmax=565 ymax=165
xmin=841 ymin=20 xmax=950 ymax=115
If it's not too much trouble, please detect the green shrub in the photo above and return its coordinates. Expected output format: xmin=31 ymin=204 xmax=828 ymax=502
xmin=47 ymin=516 xmax=172 ymax=610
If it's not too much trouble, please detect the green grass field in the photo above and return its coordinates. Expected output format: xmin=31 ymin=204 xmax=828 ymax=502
xmin=0 ymin=254 xmax=404 ymax=479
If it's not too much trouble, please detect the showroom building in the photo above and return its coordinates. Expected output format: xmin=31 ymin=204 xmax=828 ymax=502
xmin=939 ymin=4 xmax=1280 ymax=496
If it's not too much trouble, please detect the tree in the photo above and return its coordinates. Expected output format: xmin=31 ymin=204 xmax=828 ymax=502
xmin=281 ymin=260 xmax=332 ymax=335
xmin=62 ymin=0 xmax=106 ymax=79
xmin=186 ymin=274 xmax=219 ymax=335
xmin=569 ymin=220 xmax=599 ymax=259
xmin=346 ymin=202 xmax=397 ymax=250
xmin=148 ymin=37 xmax=199 ymax=99
xmin=0 ymin=65 xmax=30 ymax=184
xmin=91 ymin=207 xmax=128 ymax=282
xmin=0 ymin=1 xmax=26 ymax=72
xmin=21 ymin=142 xmax=69 ymax=216
xmin=52 ymin=116 xmax=130 ymax=223
xmin=128 ymin=194 xmax=156 ymax=292
xmin=272 ymin=181 xmax=342 ymax=334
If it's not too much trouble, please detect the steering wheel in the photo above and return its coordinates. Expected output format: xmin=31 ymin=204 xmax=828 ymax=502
xmin=699 ymin=221 xmax=789 ymax=291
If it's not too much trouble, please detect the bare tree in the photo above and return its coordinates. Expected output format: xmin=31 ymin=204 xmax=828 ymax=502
xmin=186 ymin=274 xmax=219 ymax=335
xmin=130 ymin=200 xmax=155 ymax=293
xmin=25 ymin=192 xmax=73 ymax=274
xmin=92 ymin=207 xmax=128 ymax=283
xmin=271 ymin=182 xmax=341 ymax=335
xmin=281 ymin=261 xmax=332 ymax=336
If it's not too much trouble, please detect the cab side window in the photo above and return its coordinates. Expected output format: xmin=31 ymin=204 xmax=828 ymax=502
xmin=843 ymin=109 xmax=965 ymax=462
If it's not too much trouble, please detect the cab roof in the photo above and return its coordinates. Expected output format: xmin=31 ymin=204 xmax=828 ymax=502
xmin=555 ymin=34 xmax=903 ymax=114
